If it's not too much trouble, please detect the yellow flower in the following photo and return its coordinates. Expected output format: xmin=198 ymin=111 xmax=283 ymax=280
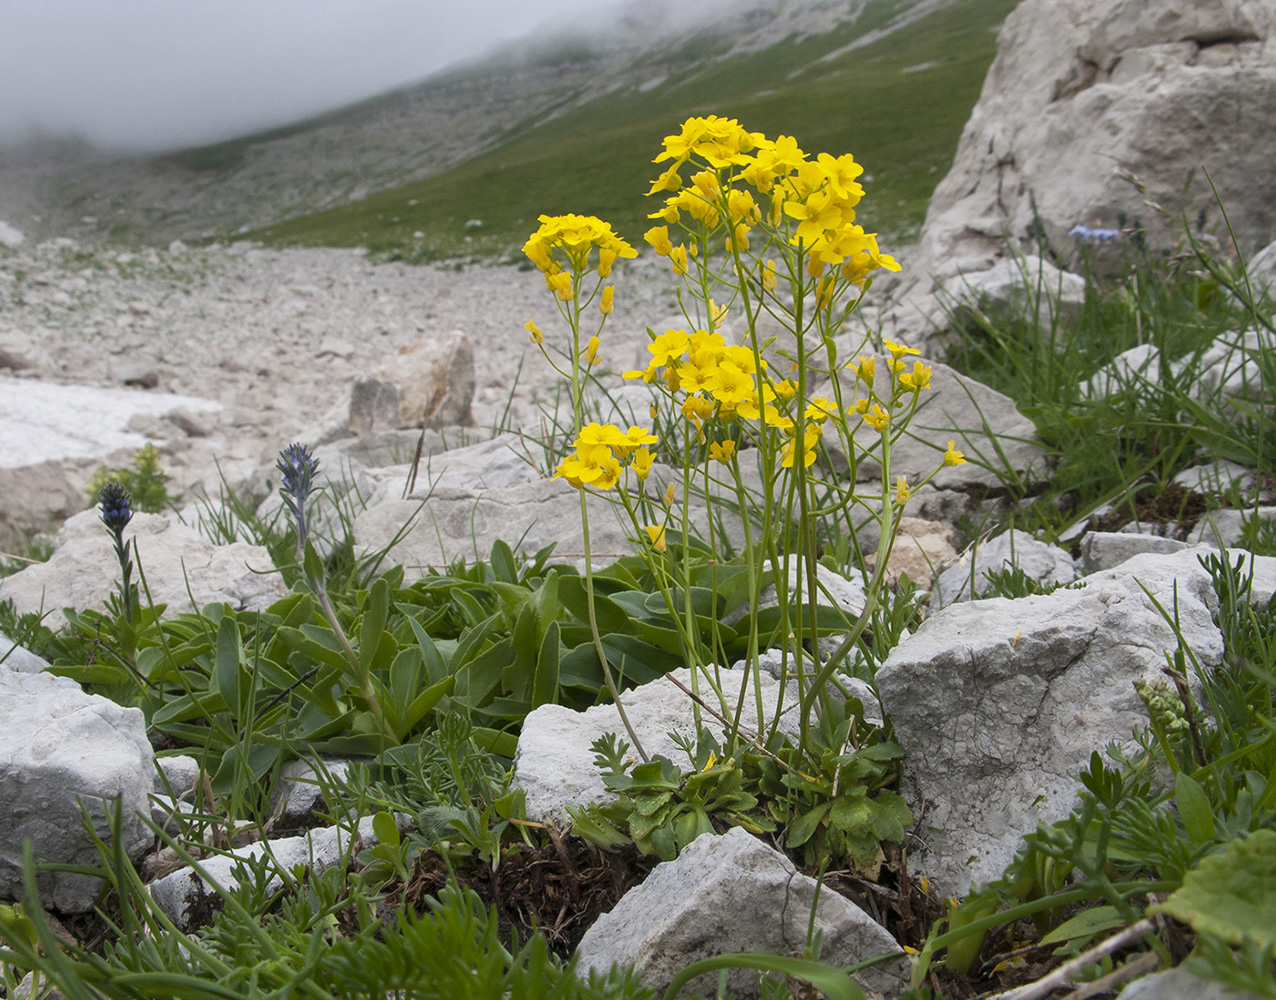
xmin=863 ymin=403 xmax=890 ymax=433
xmin=645 ymin=523 xmax=667 ymax=552
xmin=584 ymin=335 xmax=601 ymax=366
xmin=804 ymin=396 xmax=839 ymax=423
xmin=663 ymin=483 xmax=677 ymax=507
xmin=772 ymin=379 xmax=796 ymax=400
xmin=884 ymin=338 xmax=920 ymax=361
xmin=649 ymin=401 xmax=659 ymax=420
xmin=670 ymin=244 xmax=689 ymax=276
xmin=556 ymin=447 xmax=621 ymax=490
xmin=897 ymin=361 xmax=931 ymax=393
xmin=576 ymin=423 xmax=631 ymax=454
xmin=633 ymin=447 xmax=655 ymax=481
xmin=781 ymin=422 xmax=822 ymax=469
xmin=707 ymin=361 xmax=752 ymax=406
xmin=525 ymin=319 xmax=542 ymax=345
xmin=644 ymin=225 xmax=674 ymax=256
xmin=547 ymin=270 xmax=574 ymax=301
xmin=647 ymin=163 xmax=683 ymax=195
xmin=708 ymin=299 xmax=729 ymax=330
xmin=814 ymin=276 xmax=836 ymax=310
xmin=761 ymin=259 xmax=777 ymax=292
xmin=709 ymin=439 xmax=736 ymax=464
xmin=681 ymin=395 xmax=716 ymax=423
xmin=895 ymin=475 xmax=911 ymax=504
xmin=598 ymin=247 xmax=618 ymax=278
xmin=943 ymin=440 xmax=967 ymax=466
xmin=850 ymin=356 xmax=875 ymax=387
xmin=649 ymin=328 xmax=690 ymax=367
xmin=600 ymin=285 xmax=615 ymax=316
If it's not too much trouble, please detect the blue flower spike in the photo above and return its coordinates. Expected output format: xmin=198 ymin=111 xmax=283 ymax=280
xmin=98 ymin=481 xmax=136 ymax=623
xmin=277 ymin=442 xmax=319 ymax=549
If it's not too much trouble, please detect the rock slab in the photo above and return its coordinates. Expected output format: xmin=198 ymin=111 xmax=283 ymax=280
xmin=0 ymin=669 xmax=153 ymax=912
xmin=575 ymin=827 xmax=908 ymax=1000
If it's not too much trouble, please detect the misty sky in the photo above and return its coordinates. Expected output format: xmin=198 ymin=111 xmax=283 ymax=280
xmin=0 ymin=0 xmax=613 ymax=151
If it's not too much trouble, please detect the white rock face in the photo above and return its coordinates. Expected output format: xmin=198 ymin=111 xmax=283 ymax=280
xmin=891 ymin=0 xmax=1276 ymax=349
xmin=514 ymin=666 xmax=801 ymax=823
xmin=370 ymin=331 xmax=476 ymax=430
xmin=0 ymin=509 xmax=289 ymax=629
xmin=933 ymin=529 xmax=1076 ymax=608
xmin=574 ymin=827 xmax=908 ymax=1000
xmin=0 ymin=221 xmax=24 ymax=248
xmin=1079 ymin=531 xmax=1193 ymax=573
xmin=0 ymin=376 xmax=221 ymax=468
xmin=0 ymin=669 xmax=153 ymax=912
xmin=878 ymin=551 xmax=1225 ymax=895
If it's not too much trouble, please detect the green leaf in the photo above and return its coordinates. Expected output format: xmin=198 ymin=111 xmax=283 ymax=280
xmin=489 ymin=538 xmax=519 ymax=584
xmin=1040 ymin=905 xmax=1128 ymax=946
xmin=558 ymin=575 xmax=631 ymax=634
xmin=787 ymin=801 xmax=830 ymax=848
xmin=1175 ymin=772 xmax=1216 ymax=846
xmin=213 ymin=614 xmax=242 ymax=712
xmin=532 ymin=620 xmax=560 ymax=708
xmin=1150 ymin=828 xmax=1276 ymax=950
xmin=371 ymin=810 xmax=400 ymax=850
xmin=662 ymin=952 xmax=864 ymax=1000
xmin=360 ymin=577 xmax=390 ymax=675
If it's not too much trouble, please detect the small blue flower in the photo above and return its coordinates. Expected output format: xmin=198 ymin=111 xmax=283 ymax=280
xmin=277 ymin=443 xmax=319 ymax=548
xmin=1068 ymin=224 xmax=1121 ymax=244
xmin=98 ymin=481 xmax=134 ymax=536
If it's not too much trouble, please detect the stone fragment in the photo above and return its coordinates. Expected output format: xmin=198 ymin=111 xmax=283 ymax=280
xmin=347 ymin=378 xmax=402 ymax=434
xmin=932 ymin=529 xmax=1076 ymax=608
xmin=0 ymin=669 xmax=153 ymax=912
xmin=876 ymin=516 xmax=959 ymax=589
xmin=878 ymin=553 xmax=1225 ymax=895
xmin=1116 ymin=965 xmax=1264 ymax=1000
xmin=372 ymin=331 xmax=475 ymax=429
xmin=0 ymin=221 xmax=24 ymax=248
xmin=273 ymin=758 xmax=351 ymax=823
xmin=110 ymin=357 xmax=160 ymax=388
xmin=149 ymin=816 xmax=380 ymax=929
xmin=0 ymin=509 xmax=288 ymax=630
xmin=574 ymin=827 xmax=908 ymax=1000
xmin=514 ymin=666 xmax=801 ymax=823
xmin=1189 ymin=506 xmax=1276 ymax=549
xmin=1079 ymin=531 xmax=1192 ymax=573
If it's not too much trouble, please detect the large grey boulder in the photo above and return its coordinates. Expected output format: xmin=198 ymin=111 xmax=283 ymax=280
xmin=514 ymin=665 xmax=801 ymax=823
xmin=933 ymin=529 xmax=1076 ymax=608
xmin=1079 ymin=531 xmax=1193 ymax=574
xmin=0 ymin=669 xmax=153 ymax=912
xmin=878 ymin=552 xmax=1224 ymax=895
xmin=891 ymin=0 xmax=1276 ymax=350
xmin=0 ymin=509 xmax=288 ymax=629
xmin=574 ymin=827 xmax=908 ymax=1000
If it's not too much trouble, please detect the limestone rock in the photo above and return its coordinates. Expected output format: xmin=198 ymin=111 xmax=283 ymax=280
xmin=0 ymin=509 xmax=288 ymax=629
xmin=1079 ymin=531 xmax=1193 ymax=573
xmin=0 ymin=630 xmax=49 ymax=674
xmin=896 ymin=0 xmax=1276 ymax=351
xmin=514 ymin=666 xmax=801 ymax=823
xmin=0 ymin=669 xmax=153 ymax=912
xmin=941 ymin=255 xmax=1087 ymax=339
xmin=1117 ymin=965 xmax=1264 ymax=1000
xmin=879 ymin=553 xmax=1225 ymax=894
xmin=1189 ymin=506 xmax=1276 ymax=549
xmin=820 ymin=354 xmax=1046 ymax=491
xmin=876 ymin=516 xmax=959 ymax=589
xmin=372 ymin=331 xmax=475 ymax=429
xmin=149 ymin=816 xmax=380 ymax=929
xmin=574 ymin=827 xmax=908 ymax=1000
xmin=933 ymin=529 xmax=1076 ymax=608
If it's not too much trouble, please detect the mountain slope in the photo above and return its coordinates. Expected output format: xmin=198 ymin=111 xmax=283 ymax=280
xmin=24 ymin=0 xmax=1016 ymax=254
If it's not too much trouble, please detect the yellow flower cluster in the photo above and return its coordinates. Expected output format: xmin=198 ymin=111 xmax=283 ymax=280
xmin=555 ymin=422 xmax=658 ymax=491
xmin=643 ymin=116 xmax=901 ymax=285
xmin=522 ymin=213 xmax=638 ymax=298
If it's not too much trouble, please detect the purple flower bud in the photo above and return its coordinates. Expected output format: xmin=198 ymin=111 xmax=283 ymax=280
xmin=98 ymin=481 xmax=134 ymax=536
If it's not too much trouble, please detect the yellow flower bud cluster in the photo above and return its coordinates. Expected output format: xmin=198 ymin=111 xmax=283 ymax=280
xmin=521 ymin=213 xmax=638 ymax=297
xmin=643 ymin=116 xmax=902 ymax=287
xmin=555 ymin=422 xmax=658 ymax=492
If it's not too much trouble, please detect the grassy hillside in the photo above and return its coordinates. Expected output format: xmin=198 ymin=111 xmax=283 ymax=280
xmin=248 ymin=0 xmax=1016 ymax=261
